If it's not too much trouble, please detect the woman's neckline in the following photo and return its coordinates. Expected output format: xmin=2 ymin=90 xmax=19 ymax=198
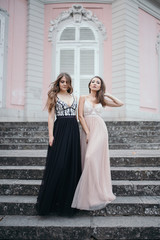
xmin=57 ymin=95 xmax=74 ymax=108
xmin=85 ymin=98 xmax=101 ymax=108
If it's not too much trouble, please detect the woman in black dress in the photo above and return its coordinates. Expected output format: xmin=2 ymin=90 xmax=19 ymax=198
xmin=36 ymin=73 xmax=81 ymax=216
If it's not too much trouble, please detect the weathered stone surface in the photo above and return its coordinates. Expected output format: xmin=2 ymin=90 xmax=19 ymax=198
xmin=111 ymin=167 xmax=160 ymax=180
xmin=0 ymin=167 xmax=44 ymax=180
xmin=110 ymin=157 xmax=160 ymax=167
xmin=113 ymin=181 xmax=160 ymax=196
xmin=0 ymin=166 xmax=159 ymax=180
xmin=0 ymin=156 xmax=160 ymax=167
xmin=0 ymin=215 xmax=159 ymax=240
xmin=1 ymin=121 xmax=160 ymax=150
xmin=1 ymin=196 xmax=160 ymax=216
xmin=0 ymin=122 xmax=160 ymax=239
xmin=0 ymin=180 xmax=159 ymax=196
xmin=0 ymin=156 xmax=46 ymax=166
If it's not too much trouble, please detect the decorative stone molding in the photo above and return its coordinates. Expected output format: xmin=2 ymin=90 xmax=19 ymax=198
xmin=156 ymin=33 xmax=160 ymax=54
xmin=0 ymin=8 xmax=9 ymax=16
xmin=44 ymin=0 xmax=114 ymax=4
xmin=48 ymin=4 xmax=107 ymax=41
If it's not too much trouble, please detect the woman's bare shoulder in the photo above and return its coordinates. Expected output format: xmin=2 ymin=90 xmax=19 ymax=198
xmin=79 ymin=95 xmax=88 ymax=101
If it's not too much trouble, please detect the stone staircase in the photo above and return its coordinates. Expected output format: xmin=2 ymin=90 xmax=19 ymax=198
xmin=0 ymin=121 xmax=160 ymax=150
xmin=0 ymin=122 xmax=160 ymax=239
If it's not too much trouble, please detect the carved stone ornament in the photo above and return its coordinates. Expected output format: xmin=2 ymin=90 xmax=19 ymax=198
xmin=156 ymin=33 xmax=160 ymax=54
xmin=48 ymin=4 xmax=107 ymax=41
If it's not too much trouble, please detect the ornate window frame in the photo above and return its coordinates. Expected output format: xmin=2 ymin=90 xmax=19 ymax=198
xmin=48 ymin=4 xmax=107 ymax=95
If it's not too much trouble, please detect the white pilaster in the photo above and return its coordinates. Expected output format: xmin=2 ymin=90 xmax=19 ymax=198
xmin=24 ymin=0 xmax=46 ymax=121
xmin=110 ymin=0 xmax=140 ymax=120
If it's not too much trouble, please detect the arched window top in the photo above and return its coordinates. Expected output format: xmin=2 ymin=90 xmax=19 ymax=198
xmin=60 ymin=27 xmax=75 ymax=41
xmin=80 ymin=27 xmax=95 ymax=40
xmin=48 ymin=4 xmax=107 ymax=42
xmin=59 ymin=25 xmax=96 ymax=42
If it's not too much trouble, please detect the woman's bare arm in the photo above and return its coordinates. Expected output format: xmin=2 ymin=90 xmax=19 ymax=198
xmin=48 ymin=107 xmax=55 ymax=146
xmin=104 ymin=93 xmax=124 ymax=107
xmin=78 ymin=96 xmax=90 ymax=143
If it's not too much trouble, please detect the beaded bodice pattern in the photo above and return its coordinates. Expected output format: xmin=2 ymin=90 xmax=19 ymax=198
xmin=55 ymin=96 xmax=77 ymax=116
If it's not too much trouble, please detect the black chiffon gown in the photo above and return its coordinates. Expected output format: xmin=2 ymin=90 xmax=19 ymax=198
xmin=36 ymin=97 xmax=81 ymax=216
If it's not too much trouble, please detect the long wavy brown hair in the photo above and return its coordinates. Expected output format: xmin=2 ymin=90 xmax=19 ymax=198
xmin=88 ymin=76 xmax=107 ymax=107
xmin=46 ymin=73 xmax=73 ymax=112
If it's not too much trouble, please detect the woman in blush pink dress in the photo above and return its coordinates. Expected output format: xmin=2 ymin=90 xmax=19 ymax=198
xmin=71 ymin=76 xmax=123 ymax=211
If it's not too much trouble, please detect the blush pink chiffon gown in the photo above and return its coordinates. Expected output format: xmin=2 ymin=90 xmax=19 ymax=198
xmin=71 ymin=98 xmax=116 ymax=210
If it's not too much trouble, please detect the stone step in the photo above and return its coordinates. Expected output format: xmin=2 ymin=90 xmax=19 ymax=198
xmin=1 ymin=143 xmax=160 ymax=150
xmin=0 ymin=215 xmax=159 ymax=240
xmin=1 ymin=122 xmax=160 ymax=150
xmin=0 ymin=150 xmax=160 ymax=165
xmin=1 ymin=135 xmax=160 ymax=145
xmin=111 ymin=167 xmax=160 ymax=180
xmin=0 ymin=166 xmax=159 ymax=181
xmin=0 ymin=155 xmax=160 ymax=167
xmin=1 ymin=121 xmax=160 ymax=127
xmin=0 ymin=196 xmax=159 ymax=217
xmin=0 ymin=179 xmax=159 ymax=196
xmin=1 ymin=130 xmax=160 ymax=138
xmin=0 ymin=156 xmax=46 ymax=166
xmin=0 ymin=144 xmax=48 ymax=150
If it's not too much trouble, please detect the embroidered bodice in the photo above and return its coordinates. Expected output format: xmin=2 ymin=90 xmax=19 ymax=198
xmin=55 ymin=96 xmax=77 ymax=116
xmin=84 ymin=99 xmax=103 ymax=117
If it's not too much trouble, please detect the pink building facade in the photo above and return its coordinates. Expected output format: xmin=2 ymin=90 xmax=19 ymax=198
xmin=0 ymin=0 xmax=160 ymax=121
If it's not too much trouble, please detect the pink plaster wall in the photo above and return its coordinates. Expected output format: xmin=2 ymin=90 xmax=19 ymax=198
xmin=139 ymin=9 xmax=160 ymax=112
xmin=43 ymin=3 xmax=112 ymax=105
xmin=0 ymin=0 xmax=27 ymax=109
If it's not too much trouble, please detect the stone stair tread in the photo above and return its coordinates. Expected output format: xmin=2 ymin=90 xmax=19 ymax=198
xmin=1 ymin=166 xmax=160 ymax=171
xmin=0 ymin=215 xmax=159 ymax=227
xmin=0 ymin=195 xmax=159 ymax=204
xmin=0 ymin=179 xmax=160 ymax=186
xmin=113 ymin=180 xmax=160 ymax=185
xmin=1 ymin=149 xmax=160 ymax=157
xmin=0 ymin=166 xmax=44 ymax=170
xmin=111 ymin=167 xmax=160 ymax=170
xmin=0 ymin=179 xmax=40 ymax=184
xmin=0 ymin=195 xmax=36 ymax=203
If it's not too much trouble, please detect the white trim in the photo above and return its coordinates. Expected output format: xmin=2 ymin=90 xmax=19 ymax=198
xmin=24 ymin=0 xmax=44 ymax=120
xmin=157 ymin=32 xmax=160 ymax=113
xmin=0 ymin=9 xmax=9 ymax=109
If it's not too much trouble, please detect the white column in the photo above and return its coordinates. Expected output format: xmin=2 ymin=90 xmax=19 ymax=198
xmin=24 ymin=0 xmax=45 ymax=121
xmin=111 ymin=0 xmax=140 ymax=120
xmin=0 ymin=9 xmax=9 ymax=109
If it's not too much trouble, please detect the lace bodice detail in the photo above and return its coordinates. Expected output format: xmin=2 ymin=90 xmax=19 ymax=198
xmin=84 ymin=99 xmax=103 ymax=117
xmin=55 ymin=96 xmax=77 ymax=116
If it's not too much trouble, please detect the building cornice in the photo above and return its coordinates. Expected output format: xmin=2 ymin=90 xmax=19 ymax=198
xmin=138 ymin=0 xmax=160 ymax=20
xmin=43 ymin=0 xmax=114 ymax=4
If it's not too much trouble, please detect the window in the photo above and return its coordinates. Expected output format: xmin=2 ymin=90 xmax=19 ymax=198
xmin=56 ymin=23 xmax=99 ymax=97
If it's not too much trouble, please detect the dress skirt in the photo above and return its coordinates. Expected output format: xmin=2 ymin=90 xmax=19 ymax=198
xmin=72 ymin=115 xmax=116 ymax=210
xmin=36 ymin=116 xmax=81 ymax=215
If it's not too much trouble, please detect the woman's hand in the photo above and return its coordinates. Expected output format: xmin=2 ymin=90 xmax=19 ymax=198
xmin=49 ymin=136 xmax=54 ymax=147
xmin=86 ymin=132 xmax=90 ymax=144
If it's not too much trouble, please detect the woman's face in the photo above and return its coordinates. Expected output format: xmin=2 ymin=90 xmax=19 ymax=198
xmin=89 ymin=77 xmax=101 ymax=92
xmin=59 ymin=76 xmax=69 ymax=92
